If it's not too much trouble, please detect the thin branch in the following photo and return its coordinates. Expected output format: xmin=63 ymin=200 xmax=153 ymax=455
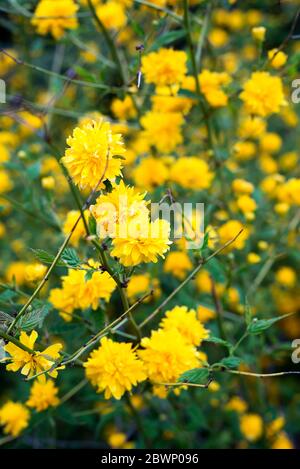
xmin=139 ymin=229 xmax=244 ymax=328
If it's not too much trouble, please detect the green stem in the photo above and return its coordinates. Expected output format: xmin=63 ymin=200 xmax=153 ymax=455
xmin=87 ymin=0 xmax=126 ymax=85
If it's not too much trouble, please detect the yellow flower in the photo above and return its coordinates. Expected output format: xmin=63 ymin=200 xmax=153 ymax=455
xmin=240 ymin=72 xmax=286 ymax=117
xmin=268 ymin=49 xmax=288 ymax=69
xmin=142 ymin=48 xmax=187 ymax=87
xmin=41 ymin=176 xmax=55 ymax=190
xmin=218 ymin=220 xmax=249 ymax=251
xmin=260 ymin=132 xmax=282 ymax=153
xmin=197 ymin=305 xmax=216 ymax=323
xmin=159 ymin=305 xmax=209 ymax=346
xmin=252 ymin=26 xmax=266 ymax=41
xmin=152 ymin=86 xmax=194 ymax=115
xmin=90 ymin=181 xmax=149 ymax=239
xmin=31 ymin=0 xmax=78 ymax=40
xmin=232 ymin=179 xmax=254 ymax=195
xmin=6 ymin=261 xmax=27 ymax=286
xmin=233 ymin=141 xmax=256 ymax=161
xmin=111 ymin=96 xmax=137 ymax=120
xmin=0 ymin=169 xmax=13 ymax=194
xmin=127 ymin=274 xmax=160 ymax=302
xmin=208 ymin=28 xmax=229 ymax=48
xmin=163 ymin=251 xmax=192 ymax=280
xmin=49 ymin=267 xmax=116 ymax=321
xmin=247 ymin=252 xmax=261 ymax=264
xmin=61 ymin=119 xmax=125 ymax=191
xmin=238 ymin=116 xmax=266 ymax=139
xmin=4 ymin=330 xmax=63 ymax=382
xmin=25 ymin=263 xmax=47 ymax=284
xmin=140 ymin=111 xmax=184 ymax=153
xmin=236 ymin=195 xmax=257 ymax=215
xmin=111 ymin=218 xmax=171 ymax=266
xmin=27 ymin=380 xmax=59 ymax=412
xmin=199 ymin=70 xmax=231 ymax=107
xmin=271 ymin=432 xmax=294 ymax=449
xmin=170 ymin=157 xmax=214 ymax=190
xmin=62 ymin=210 xmax=89 ymax=246
xmin=96 ymin=1 xmax=127 ymax=30
xmin=133 ymin=157 xmax=169 ymax=191
xmin=225 ymin=396 xmax=248 ymax=413
xmin=240 ymin=413 xmax=263 ymax=442
xmin=84 ymin=337 xmax=146 ymax=399
xmin=138 ymin=328 xmax=200 ymax=385
xmin=276 ymin=178 xmax=300 ymax=206
xmin=0 ymin=401 xmax=30 ymax=437
xmin=275 ymin=266 xmax=296 ymax=288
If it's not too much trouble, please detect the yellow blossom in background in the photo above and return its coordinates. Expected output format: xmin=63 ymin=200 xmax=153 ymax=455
xmin=111 ymin=96 xmax=137 ymax=120
xmin=164 ymin=251 xmax=192 ymax=280
xmin=268 ymin=49 xmax=288 ymax=69
xmin=5 ymin=261 xmax=27 ymax=286
xmin=25 ymin=263 xmax=47 ymax=284
xmin=0 ymin=169 xmax=13 ymax=194
xmin=247 ymin=252 xmax=261 ymax=264
xmin=199 ymin=70 xmax=231 ymax=107
xmin=96 ymin=1 xmax=127 ymax=30
xmin=111 ymin=218 xmax=171 ymax=266
xmin=208 ymin=28 xmax=229 ymax=48
xmin=31 ymin=0 xmax=78 ymax=40
xmin=240 ymin=72 xmax=286 ymax=117
xmin=27 ymin=380 xmax=59 ymax=412
xmin=4 ymin=330 xmax=63 ymax=382
xmin=133 ymin=157 xmax=169 ymax=191
xmin=197 ymin=305 xmax=216 ymax=323
xmin=127 ymin=274 xmax=160 ymax=302
xmin=84 ymin=337 xmax=146 ymax=399
xmin=142 ymin=48 xmax=187 ymax=87
xmin=218 ymin=220 xmax=248 ymax=251
xmin=62 ymin=210 xmax=89 ymax=246
xmin=252 ymin=26 xmax=266 ymax=41
xmin=240 ymin=414 xmax=263 ymax=442
xmin=276 ymin=178 xmax=300 ymax=206
xmin=170 ymin=157 xmax=213 ymax=190
xmin=232 ymin=179 xmax=254 ymax=195
xmin=238 ymin=116 xmax=266 ymax=139
xmin=271 ymin=432 xmax=294 ymax=449
xmin=260 ymin=132 xmax=282 ymax=153
xmin=226 ymin=396 xmax=248 ymax=413
xmin=140 ymin=112 xmax=184 ymax=153
xmin=0 ymin=401 xmax=30 ymax=437
xmin=159 ymin=305 xmax=209 ymax=346
xmin=61 ymin=120 xmax=125 ymax=190
xmin=275 ymin=266 xmax=296 ymax=288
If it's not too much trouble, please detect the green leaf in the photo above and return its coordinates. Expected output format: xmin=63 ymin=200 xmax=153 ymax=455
xmin=17 ymin=305 xmax=50 ymax=331
xmin=73 ymin=66 xmax=96 ymax=82
xmin=150 ymin=30 xmax=186 ymax=50
xmin=31 ymin=248 xmax=59 ymax=265
xmin=88 ymin=215 xmax=97 ymax=236
xmin=220 ymin=356 xmax=242 ymax=369
xmin=178 ymin=368 xmax=210 ymax=384
xmin=247 ymin=313 xmax=295 ymax=335
xmin=0 ymin=311 xmax=13 ymax=328
xmin=61 ymin=248 xmax=81 ymax=268
xmin=205 ymin=336 xmax=232 ymax=349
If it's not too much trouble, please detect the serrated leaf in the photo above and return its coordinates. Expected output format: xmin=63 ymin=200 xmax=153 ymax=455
xmin=61 ymin=248 xmax=81 ymax=268
xmin=220 ymin=356 xmax=242 ymax=369
xmin=247 ymin=312 xmax=295 ymax=335
xmin=178 ymin=368 xmax=210 ymax=384
xmin=17 ymin=305 xmax=49 ymax=331
xmin=31 ymin=248 xmax=64 ymax=266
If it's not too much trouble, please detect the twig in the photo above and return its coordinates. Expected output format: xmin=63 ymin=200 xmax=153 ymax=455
xmin=139 ymin=229 xmax=244 ymax=328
